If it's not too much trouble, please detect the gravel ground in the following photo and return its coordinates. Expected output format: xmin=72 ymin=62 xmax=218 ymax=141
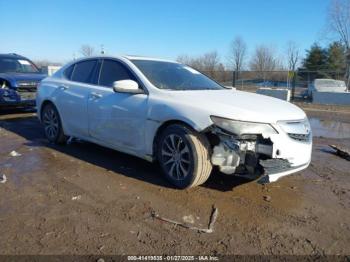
xmin=0 ymin=105 xmax=349 ymax=256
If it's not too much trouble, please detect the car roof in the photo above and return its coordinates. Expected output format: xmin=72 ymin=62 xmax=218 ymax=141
xmin=71 ymin=55 xmax=179 ymax=64
xmin=123 ymin=55 xmax=179 ymax=63
xmin=0 ymin=53 xmax=28 ymax=59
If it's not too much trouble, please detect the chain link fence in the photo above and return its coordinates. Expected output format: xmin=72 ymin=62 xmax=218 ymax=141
xmin=202 ymin=70 xmax=348 ymax=101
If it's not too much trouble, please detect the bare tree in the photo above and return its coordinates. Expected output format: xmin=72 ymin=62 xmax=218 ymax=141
xmin=286 ymin=41 xmax=300 ymax=71
xmin=177 ymin=51 xmax=223 ymax=80
xmin=33 ymin=60 xmax=62 ymax=68
xmin=285 ymin=41 xmax=300 ymax=91
xmin=249 ymin=45 xmax=280 ymax=82
xmin=227 ymin=36 xmax=247 ymax=72
xmin=328 ymin=0 xmax=350 ymax=87
xmin=176 ymin=54 xmax=192 ymax=66
xmin=80 ymin=45 xmax=95 ymax=57
xmin=176 ymin=51 xmax=221 ymax=72
xmin=250 ymin=45 xmax=278 ymax=71
xmin=201 ymin=51 xmax=220 ymax=72
xmin=328 ymin=0 xmax=350 ymax=49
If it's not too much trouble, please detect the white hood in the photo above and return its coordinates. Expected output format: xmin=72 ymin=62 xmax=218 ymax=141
xmin=165 ymin=89 xmax=306 ymax=124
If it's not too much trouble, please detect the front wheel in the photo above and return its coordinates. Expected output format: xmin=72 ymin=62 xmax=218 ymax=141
xmin=157 ymin=124 xmax=212 ymax=189
xmin=41 ymin=103 xmax=67 ymax=144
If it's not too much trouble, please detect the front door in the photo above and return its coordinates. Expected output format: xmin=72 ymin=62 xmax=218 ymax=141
xmin=87 ymin=59 xmax=148 ymax=153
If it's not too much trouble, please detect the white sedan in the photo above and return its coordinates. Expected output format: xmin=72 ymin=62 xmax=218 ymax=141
xmin=37 ymin=56 xmax=312 ymax=188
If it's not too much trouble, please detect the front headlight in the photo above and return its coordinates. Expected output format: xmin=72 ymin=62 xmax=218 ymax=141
xmin=1 ymin=80 xmax=10 ymax=89
xmin=210 ymin=116 xmax=278 ymax=136
xmin=278 ymin=118 xmax=311 ymax=135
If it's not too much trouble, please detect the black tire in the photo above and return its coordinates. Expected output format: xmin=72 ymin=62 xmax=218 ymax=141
xmin=41 ymin=103 xmax=67 ymax=144
xmin=157 ymin=124 xmax=212 ymax=189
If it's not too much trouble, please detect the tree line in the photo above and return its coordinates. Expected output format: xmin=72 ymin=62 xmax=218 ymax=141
xmin=76 ymin=0 xmax=349 ymax=84
xmin=175 ymin=0 xmax=350 ymax=84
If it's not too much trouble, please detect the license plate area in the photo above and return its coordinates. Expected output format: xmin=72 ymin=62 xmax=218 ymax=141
xmin=19 ymin=91 xmax=36 ymax=101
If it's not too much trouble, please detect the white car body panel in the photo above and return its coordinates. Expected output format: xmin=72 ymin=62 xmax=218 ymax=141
xmin=56 ymin=79 xmax=91 ymax=137
xmin=147 ymin=89 xmax=306 ymax=126
xmin=87 ymin=84 xmax=149 ymax=153
xmin=37 ymin=55 xmax=312 ymax=183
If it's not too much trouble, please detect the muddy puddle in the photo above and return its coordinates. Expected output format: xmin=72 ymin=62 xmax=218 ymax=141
xmin=309 ymin=117 xmax=350 ymax=139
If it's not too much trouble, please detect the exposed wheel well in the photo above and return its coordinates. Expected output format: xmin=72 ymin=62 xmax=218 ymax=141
xmin=151 ymin=120 xmax=218 ymax=161
xmin=40 ymin=100 xmax=67 ymax=144
xmin=152 ymin=120 xmax=195 ymax=160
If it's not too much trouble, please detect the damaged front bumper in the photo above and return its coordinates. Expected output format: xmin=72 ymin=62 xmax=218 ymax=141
xmin=257 ymin=159 xmax=311 ymax=184
xmin=209 ymin=118 xmax=312 ymax=183
xmin=0 ymin=88 xmax=36 ymax=107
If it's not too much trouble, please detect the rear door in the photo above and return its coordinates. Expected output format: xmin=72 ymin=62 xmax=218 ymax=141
xmin=54 ymin=59 xmax=98 ymax=138
xmin=87 ymin=59 xmax=148 ymax=153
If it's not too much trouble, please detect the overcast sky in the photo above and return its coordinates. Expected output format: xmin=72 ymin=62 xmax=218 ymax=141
xmin=0 ymin=0 xmax=330 ymax=63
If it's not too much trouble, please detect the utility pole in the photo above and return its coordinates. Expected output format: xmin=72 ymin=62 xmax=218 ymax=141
xmin=291 ymin=71 xmax=296 ymax=100
xmin=232 ymin=71 xmax=236 ymax=88
xmin=347 ymin=49 xmax=350 ymax=91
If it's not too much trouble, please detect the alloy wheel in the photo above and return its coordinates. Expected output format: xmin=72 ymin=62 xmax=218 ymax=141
xmin=43 ymin=106 xmax=59 ymax=140
xmin=161 ymin=134 xmax=191 ymax=180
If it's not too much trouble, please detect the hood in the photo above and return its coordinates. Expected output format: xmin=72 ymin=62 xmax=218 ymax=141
xmin=0 ymin=72 xmax=46 ymax=87
xmin=167 ymin=89 xmax=306 ymax=124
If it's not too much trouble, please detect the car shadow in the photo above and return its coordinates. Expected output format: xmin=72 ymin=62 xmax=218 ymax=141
xmin=0 ymin=113 xmax=252 ymax=192
xmin=0 ymin=107 xmax=36 ymax=115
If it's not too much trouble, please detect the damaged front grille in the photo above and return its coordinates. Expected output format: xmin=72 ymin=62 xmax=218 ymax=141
xmin=288 ymin=133 xmax=311 ymax=142
xmin=17 ymin=81 xmax=38 ymax=93
xmin=16 ymin=82 xmax=37 ymax=101
xmin=16 ymin=86 xmax=37 ymax=101
xmin=17 ymin=86 xmax=37 ymax=92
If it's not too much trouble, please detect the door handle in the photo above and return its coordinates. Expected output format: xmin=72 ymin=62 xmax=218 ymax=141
xmin=90 ymin=92 xmax=102 ymax=99
xmin=59 ymin=85 xmax=69 ymax=91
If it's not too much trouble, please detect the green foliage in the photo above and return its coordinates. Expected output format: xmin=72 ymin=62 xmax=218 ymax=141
xmin=327 ymin=41 xmax=346 ymax=71
xmin=302 ymin=42 xmax=347 ymax=79
xmin=303 ymin=43 xmax=328 ymax=71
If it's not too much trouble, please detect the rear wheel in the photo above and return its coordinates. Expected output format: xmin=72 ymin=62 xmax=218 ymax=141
xmin=157 ymin=124 xmax=212 ymax=189
xmin=41 ymin=103 xmax=67 ymax=144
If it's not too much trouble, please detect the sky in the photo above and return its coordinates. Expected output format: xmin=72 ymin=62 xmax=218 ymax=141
xmin=0 ymin=0 xmax=331 ymax=64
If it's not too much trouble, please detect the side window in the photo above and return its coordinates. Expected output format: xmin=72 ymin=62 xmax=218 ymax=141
xmin=64 ymin=64 xmax=75 ymax=80
xmin=98 ymin=59 xmax=136 ymax=87
xmin=71 ymin=60 xmax=97 ymax=84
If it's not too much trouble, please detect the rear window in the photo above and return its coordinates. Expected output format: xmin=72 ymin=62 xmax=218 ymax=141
xmin=71 ymin=60 xmax=97 ymax=84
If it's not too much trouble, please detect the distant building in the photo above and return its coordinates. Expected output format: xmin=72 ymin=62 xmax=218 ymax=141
xmin=41 ymin=65 xmax=61 ymax=76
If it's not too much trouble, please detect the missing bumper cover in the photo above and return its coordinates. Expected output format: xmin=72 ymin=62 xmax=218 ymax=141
xmin=210 ymin=127 xmax=274 ymax=175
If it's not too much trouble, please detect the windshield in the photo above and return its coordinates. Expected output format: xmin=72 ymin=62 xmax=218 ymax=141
xmin=131 ymin=60 xmax=224 ymax=90
xmin=0 ymin=57 xmax=39 ymax=73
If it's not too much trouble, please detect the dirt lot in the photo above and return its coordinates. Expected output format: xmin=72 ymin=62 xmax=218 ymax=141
xmin=0 ymin=104 xmax=349 ymax=256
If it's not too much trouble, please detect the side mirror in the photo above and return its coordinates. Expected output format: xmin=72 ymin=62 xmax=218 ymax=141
xmin=113 ymin=80 xmax=143 ymax=94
